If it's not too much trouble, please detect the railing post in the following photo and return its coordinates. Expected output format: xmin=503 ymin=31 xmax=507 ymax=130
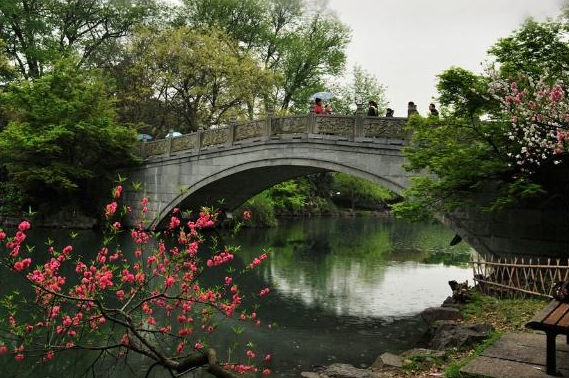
xmin=197 ymin=127 xmax=204 ymax=151
xmin=307 ymin=101 xmax=316 ymax=134
xmin=227 ymin=116 xmax=237 ymax=147
xmin=167 ymin=129 xmax=174 ymax=156
xmin=354 ymin=103 xmax=365 ymax=141
xmin=406 ymin=101 xmax=418 ymax=142
xmin=265 ymin=105 xmax=274 ymax=141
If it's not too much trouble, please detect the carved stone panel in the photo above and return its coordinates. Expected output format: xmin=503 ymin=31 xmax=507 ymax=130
xmin=363 ymin=118 xmax=407 ymax=139
xmin=235 ymin=120 xmax=265 ymax=141
xmin=272 ymin=116 xmax=307 ymax=135
xmin=145 ymin=140 xmax=167 ymax=156
xmin=315 ymin=116 xmax=354 ymax=136
xmin=171 ymin=134 xmax=198 ymax=152
xmin=202 ymin=128 xmax=229 ymax=147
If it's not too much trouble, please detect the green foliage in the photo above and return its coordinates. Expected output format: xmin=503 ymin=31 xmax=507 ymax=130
xmin=0 ymin=181 xmax=26 ymax=215
xmin=436 ymin=67 xmax=496 ymax=118
xmin=267 ymin=178 xmax=311 ymax=213
xmin=330 ymin=65 xmax=388 ymax=115
xmin=238 ymin=191 xmax=278 ymax=228
xmin=124 ymin=26 xmax=274 ymax=132
xmin=0 ymin=0 xmax=156 ymax=79
xmin=0 ymin=57 xmax=138 ymax=208
xmin=392 ymin=115 xmax=517 ymax=220
xmin=402 ymin=353 xmax=445 ymax=372
xmin=397 ymin=18 xmax=569 ymax=221
xmin=489 ymin=19 xmax=569 ymax=80
xmin=179 ymin=0 xmax=350 ymax=113
xmin=331 ymin=173 xmax=394 ymax=211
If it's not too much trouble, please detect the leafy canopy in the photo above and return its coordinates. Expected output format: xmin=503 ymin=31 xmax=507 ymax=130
xmin=0 ymin=57 xmax=138 ymax=207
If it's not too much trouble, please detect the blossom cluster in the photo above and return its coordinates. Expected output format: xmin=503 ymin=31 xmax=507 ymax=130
xmin=488 ymin=68 xmax=569 ymax=173
xmin=0 ymin=184 xmax=273 ymax=377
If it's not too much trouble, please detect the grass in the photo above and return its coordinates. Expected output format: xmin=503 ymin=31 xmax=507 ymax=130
xmin=460 ymin=292 xmax=548 ymax=332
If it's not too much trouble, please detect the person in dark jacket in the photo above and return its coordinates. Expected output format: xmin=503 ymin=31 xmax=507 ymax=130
xmin=429 ymin=103 xmax=439 ymax=116
xmin=367 ymin=100 xmax=378 ymax=116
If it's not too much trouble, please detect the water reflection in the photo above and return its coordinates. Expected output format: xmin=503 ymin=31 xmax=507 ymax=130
xmin=233 ymin=217 xmax=473 ymax=318
xmin=0 ymin=217 xmax=474 ymax=378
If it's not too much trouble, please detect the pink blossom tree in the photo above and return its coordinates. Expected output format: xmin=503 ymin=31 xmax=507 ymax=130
xmin=488 ymin=68 xmax=569 ymax=174
xmin=0 ymin=184 xmax=273 ymax=377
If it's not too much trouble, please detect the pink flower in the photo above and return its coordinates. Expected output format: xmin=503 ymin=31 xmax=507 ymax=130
xmin=169 ymin=216 xmax=181 ymax=230
xmin=243 ymin=211 xmax=251 ymax=221
xmin=14 ymin=353 xmax=25 ymax=362
xmin=246 ymin=350 xmax=256 ymax=358
xmin=112 ymin=221 xmax=121 ymax=230
xmin=262 ymin=369 xmax=271 ymax=376
xmin=176 ymin=342 xmax=185 ymax=354
xmin=194 ymin=342 xmax=203 ymax=350
xmin=0 ymin=345 xmax=7 ymax=354
xmin=264 ymin=354 xmax=272 ymax=362
xmin=18 ymin=221 xmax=31 ymax=232
xmin=105 ymin=202 xmax=118 ymax=218
xmin=0 ymin=231 xmax=6 ymax=241
xmin=43 ymin=350 xmax=55 ymax=362
xmin=116 ymin=290 xmax=125 ymax=301
xmin=225 ymin=277 xmax=233 ymax=285
xmin=113 ymin=185 xmax=123 ymax=199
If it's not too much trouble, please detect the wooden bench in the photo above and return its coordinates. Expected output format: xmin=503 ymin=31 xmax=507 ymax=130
xmin=526 ymin=299 xmax=569 ymax=375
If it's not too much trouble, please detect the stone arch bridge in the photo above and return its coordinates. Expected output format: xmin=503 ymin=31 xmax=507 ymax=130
xmin=120 ymin=110 xmax=568 ymax=258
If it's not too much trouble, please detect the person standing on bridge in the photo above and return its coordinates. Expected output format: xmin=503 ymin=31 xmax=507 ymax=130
xmin=385 ymin=108 xmax=394 ymax=117
xmin=367 ymin=100 xmax=378 ymax=116
xmin=429 ymin=103 xmax=439 ymax=116
xmin=314 ymin=98 xmax=323 ymax=114
xmin=324 ymin=102 xmax=332 ymax=115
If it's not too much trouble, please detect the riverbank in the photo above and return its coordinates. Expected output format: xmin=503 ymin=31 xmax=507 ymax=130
xmin=375 ymin=293 xmax=546 ymax=378
xmin=300 ymin=292 xmax=548 ymax=378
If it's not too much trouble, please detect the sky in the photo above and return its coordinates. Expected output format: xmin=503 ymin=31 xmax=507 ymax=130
xmin=326 ymin=0 xmax=565 ymax=116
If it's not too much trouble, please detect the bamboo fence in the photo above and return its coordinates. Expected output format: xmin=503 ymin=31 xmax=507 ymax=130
xmin=471 ymin=255 xmax=569 ymax=299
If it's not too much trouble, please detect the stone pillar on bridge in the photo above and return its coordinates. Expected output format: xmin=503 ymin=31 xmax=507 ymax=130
xmin=307 ymin=101 xmax=316 ymax=134
xmin=227 ymin=116 xmax=237 ymax=147
xmin=354 ymin=103 xmax=365 ymax=141
xmin=265 ymin=105 xmax=274 ymax=141
xmin=167 ymin=129 xmax=174 ymax=156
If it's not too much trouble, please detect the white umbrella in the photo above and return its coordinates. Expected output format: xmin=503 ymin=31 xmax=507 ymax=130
xmin=309 ymin=91 xmax=334 ymax=102
xmin=165 ymin=131 xmax=182 ymax=138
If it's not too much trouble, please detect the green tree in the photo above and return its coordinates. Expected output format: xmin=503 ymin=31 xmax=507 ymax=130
xmin=0 ymin=57 xmax=138 ymax=211
xmin=489 ymin=19 xmax=569 ymax=80
xmin=393 ymin=18 xmax=569 ymax=220
xmin=0 ymin=0 xmax=156 ymax=79
xmin=178 ymin=0 xmax=350 ymax=113
xmin=125 ymin=27 xmax=274 ymax=132
xmin=330 ymin=65 xmax=388 ymax=115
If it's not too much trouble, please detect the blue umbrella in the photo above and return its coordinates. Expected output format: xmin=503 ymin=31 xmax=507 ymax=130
xmin=309 ymin=91 xmax=334 ymax=102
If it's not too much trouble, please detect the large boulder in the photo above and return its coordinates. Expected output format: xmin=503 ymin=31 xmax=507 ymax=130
xmin=420 ymin=307 xmax=463 ymax=325
xmin=429 ymin=323 xmax=494 ymax=350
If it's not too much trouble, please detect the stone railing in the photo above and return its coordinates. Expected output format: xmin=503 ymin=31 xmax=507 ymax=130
xmin=140 ymin=106 xmax=410 ymax=159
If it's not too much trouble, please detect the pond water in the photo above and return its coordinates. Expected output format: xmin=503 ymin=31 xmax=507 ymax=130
xmin=0 ymin=216 xmax=474 ymax=377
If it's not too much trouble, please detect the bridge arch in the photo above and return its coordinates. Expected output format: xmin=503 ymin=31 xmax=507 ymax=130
xmin=148 ymin=156 xmax=407 ymax=229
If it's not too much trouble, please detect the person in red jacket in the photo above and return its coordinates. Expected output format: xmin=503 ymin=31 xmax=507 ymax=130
xmin=314 ymin=98 xmax=323 ymax=114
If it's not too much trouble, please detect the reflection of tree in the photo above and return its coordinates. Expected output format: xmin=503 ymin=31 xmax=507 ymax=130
xmin=232 ymin=217 xmax=474 ymax=317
